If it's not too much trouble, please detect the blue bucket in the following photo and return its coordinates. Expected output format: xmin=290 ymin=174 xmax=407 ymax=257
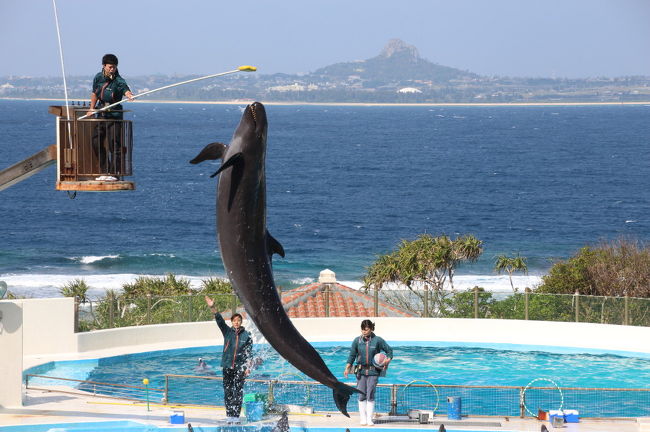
xmin=447 ymin=396 xmax=462 ymax=420
xmin=245 ymin=401 xmax=265 ymax=422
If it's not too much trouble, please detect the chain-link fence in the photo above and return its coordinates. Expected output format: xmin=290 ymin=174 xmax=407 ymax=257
xmin=75 ymin=287 xmax=650 ymax=332
xmin=26 ymin=373 xmax=650 ymax=418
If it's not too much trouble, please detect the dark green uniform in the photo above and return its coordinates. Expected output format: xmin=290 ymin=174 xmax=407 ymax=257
xmin=214 ymin=313 xmax=252 ymax=419
xmin=347 ymin=333 xmax=393 ymax=377
xmin=92 ymin=71 xmax=131 ymax=119
xmin=90 ymin=71 xmax=131 ymax=175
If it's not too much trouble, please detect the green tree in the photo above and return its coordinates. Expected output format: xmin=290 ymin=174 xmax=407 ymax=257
xmin=538 ymin=239 xmax=650 ymax=297
xmin=81 ymin=274 xmax=236 ymax=331
xmin=449 ymin=235 xmax=483 ymax=290
xmin=494 ymin=254 xmax=528 ymax=292
xmin=363 ymin=233 xmax=482 ymax=316
xmin=59 ymin=278 xmax=90 ymax=302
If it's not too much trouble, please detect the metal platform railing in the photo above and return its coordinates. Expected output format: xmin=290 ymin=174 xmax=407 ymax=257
xmin=58 ymin=112 xmax=133 ymax=180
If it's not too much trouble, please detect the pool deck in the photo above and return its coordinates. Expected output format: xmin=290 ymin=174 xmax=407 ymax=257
xmin=0 ymin=388 xmax=646 ymax=432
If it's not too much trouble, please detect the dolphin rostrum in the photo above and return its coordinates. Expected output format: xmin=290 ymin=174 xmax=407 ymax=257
xmin=191 ymin=101 xmax=361 ymax=416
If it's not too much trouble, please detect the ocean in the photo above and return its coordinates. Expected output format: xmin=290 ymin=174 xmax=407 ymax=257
xmin=1 ymin=99 xmax=649 ymax=298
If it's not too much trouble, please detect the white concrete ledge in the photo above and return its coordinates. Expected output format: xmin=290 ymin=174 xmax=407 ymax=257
xmin=6 ymin=298 xmax=649 ymax=369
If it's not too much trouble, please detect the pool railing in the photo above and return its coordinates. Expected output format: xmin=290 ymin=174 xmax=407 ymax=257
xmin=25 ymin=373 xmax=650 ymax=419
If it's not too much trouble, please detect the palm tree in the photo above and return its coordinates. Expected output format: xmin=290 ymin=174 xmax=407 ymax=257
xmin=449 ymin=235 xmax=483 ymax=290
xmin=363 ymin=233 xmax=483 ymax=316
xmin=59 ymin=278 xmax=90 ymax=303
xmin=494 ymin=254 xmax=528 ymax=292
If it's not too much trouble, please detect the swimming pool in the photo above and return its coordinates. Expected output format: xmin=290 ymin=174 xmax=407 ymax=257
xmin=25 ymin=342 xmax=650 ymax=418
xmin=0 ymin=422 xmax=513 ymax=432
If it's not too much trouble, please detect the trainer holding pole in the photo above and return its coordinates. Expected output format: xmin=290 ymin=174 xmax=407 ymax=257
xmin=79 ymin=65 xmax=257 ymax=120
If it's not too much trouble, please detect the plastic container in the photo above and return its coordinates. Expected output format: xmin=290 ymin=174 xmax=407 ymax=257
xmin=245 ymin=401 xmax=265 ymax=422
xmin=169 ymin=410 xmax=185 ymax=424
xmin=564 ymin=409 xmax=580 ymax=423
xmin=447 ymin=396 xmax=462 ymax=420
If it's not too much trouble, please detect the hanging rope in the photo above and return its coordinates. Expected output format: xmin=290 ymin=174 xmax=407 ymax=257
xmin=51 ymin=0 xmax=73 ymax=151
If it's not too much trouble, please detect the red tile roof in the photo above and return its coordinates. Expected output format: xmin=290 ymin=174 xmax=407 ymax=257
xmin=280 ymin=282 xmax=416 ymax=318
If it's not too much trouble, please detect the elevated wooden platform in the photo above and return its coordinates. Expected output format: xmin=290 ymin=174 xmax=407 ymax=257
xmin=56 ymin=181 xmax=135 ymax=192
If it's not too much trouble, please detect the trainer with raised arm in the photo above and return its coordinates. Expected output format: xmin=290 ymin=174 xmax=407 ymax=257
xmin=205 ymin=295 xmax=252 ymax=423
xmin=344 ymin=319 xmax=393 ymax=426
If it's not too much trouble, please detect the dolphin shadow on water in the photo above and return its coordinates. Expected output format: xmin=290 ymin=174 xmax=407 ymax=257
xmin=191 ymin=102 xmax=362 ymax=416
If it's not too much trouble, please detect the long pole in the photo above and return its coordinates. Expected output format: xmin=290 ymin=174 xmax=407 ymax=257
xmin=78 ymin=65 xmax=257 ymax=120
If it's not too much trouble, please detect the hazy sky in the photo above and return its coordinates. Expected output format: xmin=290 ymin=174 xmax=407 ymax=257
xmin=1 ymin=0 xmax=649 ymax=79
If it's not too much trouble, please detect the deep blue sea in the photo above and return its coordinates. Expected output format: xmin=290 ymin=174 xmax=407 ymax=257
xmin=1 ymin=99 xmax=649 ymax=297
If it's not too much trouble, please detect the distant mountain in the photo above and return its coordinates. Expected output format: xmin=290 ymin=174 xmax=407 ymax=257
xmin=2 ymin=39 xmax=650 ymax=103
xmin=309 ymin=39 xmax=478 ymax=84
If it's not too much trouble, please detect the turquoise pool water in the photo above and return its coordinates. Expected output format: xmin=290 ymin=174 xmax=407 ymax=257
xmin=27 ymin=342 xmax=650 ymax=388
xmin=24 ymin=342 xmax=650 ymax=418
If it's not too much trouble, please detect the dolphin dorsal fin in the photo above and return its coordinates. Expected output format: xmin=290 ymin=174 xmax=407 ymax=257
xmin=266 ymin=230 xmax=286 ymax=258
xmin=189 ymin=142 xmax=227 ymax=164
xmin=211 ymin=152 xmax=243 ymax=178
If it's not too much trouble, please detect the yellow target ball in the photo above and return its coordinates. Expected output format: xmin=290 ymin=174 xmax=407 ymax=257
xmin=142 ymin=378 xmax=149 ymax=385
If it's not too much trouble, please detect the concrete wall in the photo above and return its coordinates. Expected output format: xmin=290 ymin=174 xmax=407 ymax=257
xmin=22 ymin=297 xmax=76 ymax=356
xmin=71 ymin=316 xmax=650 ymax=357
xmin=76 ymin=321 xmax=220 ymax=353
xmin=292 ymin=317 xmax=650 ymax=354
xmin=8 ymin=297 xmax=650 ymax=368
xmin=0 ymin=300 xmax=24 ymax=408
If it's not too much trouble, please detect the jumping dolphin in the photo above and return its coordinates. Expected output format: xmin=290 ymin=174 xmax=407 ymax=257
xmin=191 ymin=102 xmax=361 ymax=416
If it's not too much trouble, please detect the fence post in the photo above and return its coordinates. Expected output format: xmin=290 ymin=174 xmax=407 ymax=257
xmin=624 ymin=292 xmax=629 ymax=326
xmin=325 ymin=283 xmax=330 ymax=317
xmin=473 ymin=286 xmax=478 ymax=318
xmin=164 ymin=375 xmax=169 ymax=404
xmin=108 ymin=291 xmax=115 ymax=328
xmin=390 ymin=384 xmax=398 ymax=415
xmin=268 ymin=380 xmax=275 ymax=406
xmin=374 ymin=286 xmax=379 ymax=317
xmin=524 ymin=288 xmax=530 ymax=320
xmin=146 ymin=294 xmax=151 ymax=325
xmin=74 ymin=298 xmax=80 ymax=332
xmin=519 ymin=387 xmax=525 ymax=418
xmin=574 ymin=291 xmax=580 ymax=323
xmin=423 ymin=288 xmax=429 ymax=318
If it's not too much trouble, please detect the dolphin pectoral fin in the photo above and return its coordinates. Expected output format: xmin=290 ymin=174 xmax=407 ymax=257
xmin=333 ymin=381 xmax=363 ymax=418
xmin=189 ymin=142 xmax=227 ymax=164
xmin=211 ymin=152 xmax=243 ymax=178
xmin=266 ymin=231 xmax=286 ymax=258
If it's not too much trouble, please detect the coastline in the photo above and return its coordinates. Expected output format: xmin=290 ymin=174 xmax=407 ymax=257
xmin=1 ymin=271 xmax=543 ymax=299
xmin=2 ymin=96 xmax=650 ymax=108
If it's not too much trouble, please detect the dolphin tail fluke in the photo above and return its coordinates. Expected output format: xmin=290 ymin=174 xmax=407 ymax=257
xmin=333 ymin=381 xmax=363 ymax=418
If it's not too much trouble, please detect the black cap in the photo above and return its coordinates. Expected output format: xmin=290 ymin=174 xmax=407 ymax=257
xmin=102 ymin=54 xmax=118 ymax=66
